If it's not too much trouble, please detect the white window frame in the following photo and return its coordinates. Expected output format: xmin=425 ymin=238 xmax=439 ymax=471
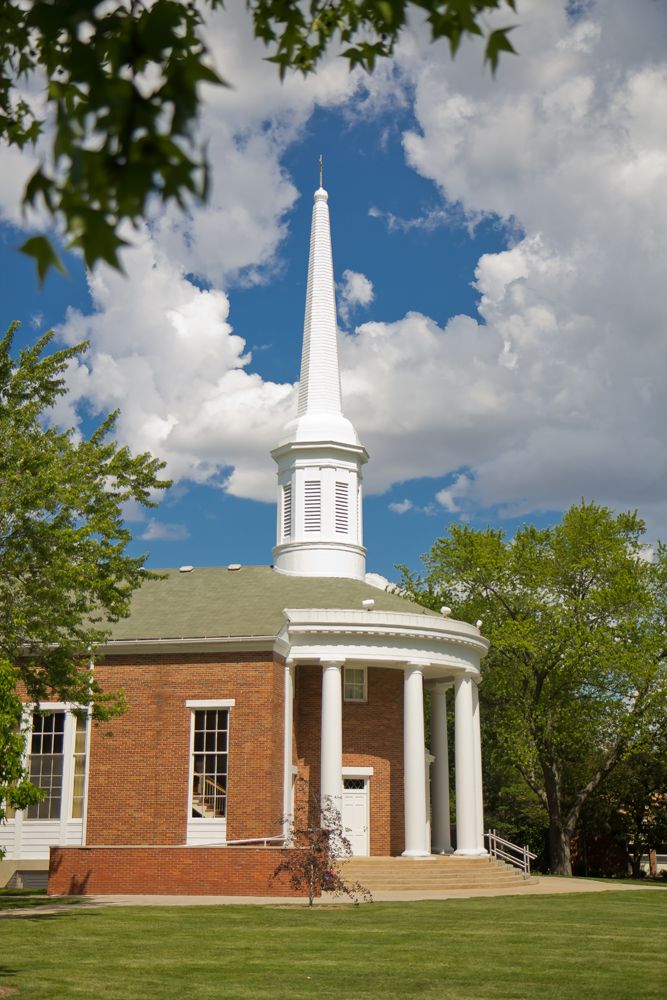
xmin=1 ymin=703 xmax=90 ymax=864
xmin=186 ymin=701 xmax=234 ymax=845
xmin=22 ymin=704 xmax=88 ymax=825
xmin=343 ymin=666 xmax=367 ymax=703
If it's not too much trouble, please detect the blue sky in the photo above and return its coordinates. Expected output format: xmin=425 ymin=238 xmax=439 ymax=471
xmin=1 ymin=0 xmax=666 ymax=581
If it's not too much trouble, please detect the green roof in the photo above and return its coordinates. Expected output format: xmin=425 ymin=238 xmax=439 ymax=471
xmin=108 ymin=565 xmax=438 ymax=641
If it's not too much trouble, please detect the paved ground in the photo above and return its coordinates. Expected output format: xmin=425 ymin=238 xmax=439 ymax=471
xmin=2 ymin=877 xmax=661 ymax=915
xmin=85 ymin=878 xmax=661 ymax=906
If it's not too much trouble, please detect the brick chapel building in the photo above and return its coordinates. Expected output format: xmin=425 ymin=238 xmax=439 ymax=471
xmin=1 ymin=181 xmax=489 ymax=896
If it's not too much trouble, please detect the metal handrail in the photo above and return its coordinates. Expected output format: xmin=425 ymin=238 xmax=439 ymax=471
xmin=486 ymin=829 xmax=537 ymax=876
xmin=224 ymin=835 xmax=286 ymax=847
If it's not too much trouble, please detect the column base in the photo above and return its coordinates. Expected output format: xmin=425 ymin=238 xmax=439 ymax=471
xmin=401 ymin=849 xmax=434 ymax=859
xmin=431 ymin=845 xmax=454 ymax=855
xmin=453 ymin=848 xmax=489 ymax=857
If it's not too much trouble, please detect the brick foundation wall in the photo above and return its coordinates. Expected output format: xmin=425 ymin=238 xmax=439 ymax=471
xmin=294 ymin=665 xmax=404 ymax=856
xmin=88 ymin=653 xmax=285 ymax=846
xmin=48 ymin=846 xmax=308 ymax=896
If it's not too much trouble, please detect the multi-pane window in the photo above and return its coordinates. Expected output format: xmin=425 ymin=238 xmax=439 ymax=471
xmin=344 ymin=667 xmax=367 ymax=703
xmin=335 ymin=482 xmax=349 ymax=533
xmin=191 ymin=709 xmax=229 ymax=819
xmin=304 ymin=480 xmax=321 ymax=531
xmin=70 ymin=714 xmax=87 ymax=820
xmin=27 ymin=713 xmax=65 ymax=819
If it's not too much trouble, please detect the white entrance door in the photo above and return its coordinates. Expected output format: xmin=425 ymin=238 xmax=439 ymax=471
xmin=342 ymin=778 xmax=369 ymax=855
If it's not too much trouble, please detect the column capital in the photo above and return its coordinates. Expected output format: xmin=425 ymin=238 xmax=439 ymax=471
xmin=406 ymin=660 xmax=427 ymax=673
xmin=320 ymin=658 xmax=345 ymax=669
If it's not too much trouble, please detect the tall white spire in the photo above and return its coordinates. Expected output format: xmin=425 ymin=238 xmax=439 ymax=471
xmin=271 ymin=178 xmax=368 ymax=579
xmin=297 ymin=186 xmax=343 ymax=418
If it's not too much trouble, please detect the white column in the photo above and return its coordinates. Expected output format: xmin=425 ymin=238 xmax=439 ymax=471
xmin=402 ymin=664 xmax=430 ymax=857
xmin=472 ymin=680 xmax=486 ymax=853
xmin=454 ymin=673 xmax=483 ymax=855
xmin=430 ymin=685 xmax=453 ymax=854
xmin=282 ymin=661 xmax=295 ymax=837
xmin=320 ymin=660 xmax=343 ymax=818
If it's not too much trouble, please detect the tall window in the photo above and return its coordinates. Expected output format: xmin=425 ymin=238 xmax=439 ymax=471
xmin=70 ymin=714 xmax=87 ymax=820
xmin=344 ymin=667 xmax=367 ymax=703
xmin=27 ymin=713 xmax=65 ymax=819
xmin=191 ymin=709 xmax=228 ymax=819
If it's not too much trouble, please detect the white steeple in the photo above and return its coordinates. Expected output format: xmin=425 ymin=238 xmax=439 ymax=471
xmin=272 ymin=175 xmax=368 ymax=579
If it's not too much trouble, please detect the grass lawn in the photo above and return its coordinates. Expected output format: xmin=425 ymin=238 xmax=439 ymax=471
xmin=0 ymin=892 xmax=664 ymax=999
xmin=0 ymin=889 xmax=84 ymax=912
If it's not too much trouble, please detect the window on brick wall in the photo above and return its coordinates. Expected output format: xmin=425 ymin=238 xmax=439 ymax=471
xmin=190 ymin=709 xmax=229 ymax=819
xmin=27 ymin=712 xmax=65 ymax=819
xmin=70 ymin=714 xmax=87 ymax=820
xmin=344 ymin=667 xmax=367 ymax=703
xmin=25 ymin=710 xmax=90 ymax=822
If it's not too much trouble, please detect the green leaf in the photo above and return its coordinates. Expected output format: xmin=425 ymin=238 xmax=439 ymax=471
xmin=18 ymin=236 xmax=67 ymax=286
xmin=484 ymin=27 xmax=517 ymax=75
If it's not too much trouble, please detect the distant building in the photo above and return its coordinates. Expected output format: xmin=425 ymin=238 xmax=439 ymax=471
xmin=2 ymin=182 xmax=490 ymax=895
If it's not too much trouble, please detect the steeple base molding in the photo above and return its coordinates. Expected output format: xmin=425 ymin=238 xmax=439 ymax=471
xmin=273 ymin=540 xmax=367 ymax=579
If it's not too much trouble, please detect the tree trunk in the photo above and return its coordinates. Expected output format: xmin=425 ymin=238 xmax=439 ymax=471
xmin=548 ymin=819 xmax=572 ymax=876
xmin=543 ymin=764 xmax=573 ymax=875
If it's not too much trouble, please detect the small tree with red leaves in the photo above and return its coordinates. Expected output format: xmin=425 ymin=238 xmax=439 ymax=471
xmin=273 ymin=791 xmax=372 ymax=906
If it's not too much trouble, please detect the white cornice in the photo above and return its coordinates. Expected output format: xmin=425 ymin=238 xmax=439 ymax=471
xmin=283 ymin=608 xmax=489 ymax=655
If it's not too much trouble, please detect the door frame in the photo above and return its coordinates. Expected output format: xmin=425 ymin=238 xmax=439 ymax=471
xmin=342 ymin=765 xmax=373 ymax=856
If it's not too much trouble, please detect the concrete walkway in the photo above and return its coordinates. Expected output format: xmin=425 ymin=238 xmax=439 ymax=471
xmin=87 ymin=877 xmax=662 ymax=906
xmin=1 ymin=877 xmax=662 ymax=916
xmin=1 ymin=877 xmax=660 ymax=915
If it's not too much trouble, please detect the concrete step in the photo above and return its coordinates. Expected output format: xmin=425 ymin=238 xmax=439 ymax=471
xmin=339 ymin=856 xmax=529 ymax=892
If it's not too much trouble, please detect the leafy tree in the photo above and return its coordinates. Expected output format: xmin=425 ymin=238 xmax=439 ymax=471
xmin=0 ymin=323 xmax=168 ymax=700
xmin=0 ymin=659 xmax=43 ymax=822
xmin=0 ymin=1 xmax=518 ymax=279
xmin=0 ymin=323 xmax=168 ymax=844
xmin=400 ymin=502 xmax=667 ymax=875
xmin=273 ymin=790 xmax=372 ymax=905
xmin=588 ymin=737 xmax=667 ymax=878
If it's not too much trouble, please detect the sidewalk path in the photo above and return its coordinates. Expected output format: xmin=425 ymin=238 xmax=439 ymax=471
xmin=1 ymin=877 xmax=662 ymax=915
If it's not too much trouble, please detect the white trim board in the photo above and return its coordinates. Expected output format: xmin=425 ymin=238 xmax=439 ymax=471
xmin=185 ymin=699 xmax=236 ymax=708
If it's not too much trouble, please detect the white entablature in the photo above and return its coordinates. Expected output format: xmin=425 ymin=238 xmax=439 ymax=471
xmin=272 ymin=185 xmax=368 ymax=579
xmin=276 ymin=607 xmax=489 ymax=678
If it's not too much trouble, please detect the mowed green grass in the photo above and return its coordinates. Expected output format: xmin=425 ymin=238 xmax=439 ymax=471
xmin=1 ymin=893 xmax=664 ymax=1000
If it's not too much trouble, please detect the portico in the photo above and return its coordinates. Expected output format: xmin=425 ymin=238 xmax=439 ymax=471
xmin=279 ymin=607 xmax=489 ymax=857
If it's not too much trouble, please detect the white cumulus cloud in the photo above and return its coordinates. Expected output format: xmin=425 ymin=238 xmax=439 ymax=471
xmin=338 ymin=269 xmax=375 ymax=325
xmin=21 ymin=0 xmax=667 ymax=547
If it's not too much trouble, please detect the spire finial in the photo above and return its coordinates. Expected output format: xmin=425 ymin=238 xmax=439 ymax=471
xmin=319 ymin=153 xmax=323 ymax=189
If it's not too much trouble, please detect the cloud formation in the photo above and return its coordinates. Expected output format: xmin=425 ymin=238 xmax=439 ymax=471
xmin=26 ymin=0 xmax=667 ymax=544
xmin=338 ymin=269 xmax=375 ymax=324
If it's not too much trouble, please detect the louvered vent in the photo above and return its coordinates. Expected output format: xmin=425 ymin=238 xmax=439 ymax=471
xmin=335 ymin=481 xmax=349 ymax=533
xmin=304 ymin=481 xmax=321 ymax=531
xmin=282 ymin=484 xmax=292 ymax=539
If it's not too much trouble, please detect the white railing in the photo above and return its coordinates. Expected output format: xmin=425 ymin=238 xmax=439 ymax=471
xmin=486 ymin=829 xmax=537 ymax=876
xmin=224 ymin=835 xmax=286 ymax=847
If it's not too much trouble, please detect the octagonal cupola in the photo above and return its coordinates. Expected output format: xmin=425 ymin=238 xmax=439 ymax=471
xmin=272 ymin=180 xmax=368 ymax=579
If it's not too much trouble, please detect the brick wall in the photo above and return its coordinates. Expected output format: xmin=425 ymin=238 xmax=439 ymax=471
xmin=294 ymin=665 xmax=404 ymax=856
xmin=48 ymin=846 xmax=309 ymax=896
xmin=87 ymin=652 xmax=285 ymax=846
